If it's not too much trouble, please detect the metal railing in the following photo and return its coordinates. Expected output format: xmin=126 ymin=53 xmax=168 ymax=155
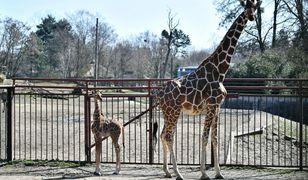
xmin=0 ymin=77 xmax=306 ymax=169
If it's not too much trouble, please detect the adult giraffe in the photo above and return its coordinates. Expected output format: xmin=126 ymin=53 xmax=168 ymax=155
xmin=153 ymin=0 xmax=262 ymax=179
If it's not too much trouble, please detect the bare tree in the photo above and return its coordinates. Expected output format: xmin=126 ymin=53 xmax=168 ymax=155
xmin=183 ymin=50 xmax=210 ymax=67
xmin=282 ymin=0 xmax=308 ymax=51
xmin=272 ymin=0 xmax=283 ymax=48
xmin=0 ymin=18 xmax=30 ymax=77
xmin=91 ymin=19 xmax=117 ymax=78
xmin=160 ymin=10 xmax=191 ymax=78
xmin=51 ymin=19 xmax=75 ymax=77
xmin=68 ymin=11 xmax=117 ymax=78
xmin=160 ymin=10 xmax=179 ymax=78
xmin=68 ymin=10 xmax=95 ymax=77
xmin=130 ymin=31 xmax=164 ymax=78
xmin=111 ymin=41 xmax=133 ymax=79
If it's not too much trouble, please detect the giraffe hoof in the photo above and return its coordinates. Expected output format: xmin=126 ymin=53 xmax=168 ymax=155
xmin=94 ymin=171 xmax=101 ymax=176
xmin=215 ymin=174 xmax=224 ymax=179
xmin=200 ymin=175 xmax=210 ymax=180
xmin=164 ymin=174 xmax=172 ymax=178
xmin=113 ymin=171 xmax=119 ymax=175
xmin=176 ymin=176 xmax=184 ymax=180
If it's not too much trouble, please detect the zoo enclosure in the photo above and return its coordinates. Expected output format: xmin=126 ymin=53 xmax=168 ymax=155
xmin=0 ymin=78 xmax=307 ymax=170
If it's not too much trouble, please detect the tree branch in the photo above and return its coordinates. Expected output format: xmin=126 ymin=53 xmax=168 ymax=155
xmin=263 ymin=27 xmax=273 ymax=44
xmin=244 ymin=29 xmax=259 ymax=39
xmin=282 ymin=0 xmax=300 ymax=19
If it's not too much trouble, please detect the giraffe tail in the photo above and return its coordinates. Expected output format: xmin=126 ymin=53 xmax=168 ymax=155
xmin=122 ymin=126 xmax=125 ymax=148
xmin=153 ymin=121 xmax=158 ymax=152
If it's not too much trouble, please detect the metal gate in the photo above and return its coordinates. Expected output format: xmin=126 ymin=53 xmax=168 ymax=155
xmin=0 ymin=86 xmax=13 ymax=163
xmin=0 ymin=78 xmax=307 ymax=169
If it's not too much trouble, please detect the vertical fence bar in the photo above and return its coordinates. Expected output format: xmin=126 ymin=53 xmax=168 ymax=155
xmin=61 ymin=95 xmax=64 ymax=160
xmin=149 ymin=96 xmax=154 ymax=164
xmin=147 ymin=80 xmax=154 ymax=164
xmin=67 ymin=95 xmax=70 ymax=160
xmin=12 ymin=81 xmax=16 ymax=158
xmin=29 ymin=93 xmax=32 ymax=159
xmin=73 ymin=96 xmax=76 ymax=161
xmin=134 ymin=97 xmax=137 ymax=163
xmin=40 ymin=95 xmax=43 ymax=159
xmin=45 ymin=97 xmax=48 ymax=159
xmin=148 ymin=78 xmax=155 ymax=164
xmin=56 ymin=95 xmax=59 ymax=160
xmin=84 ymin=82 xmax=91 ymax=162
xmin=78 ymin=95 xmax=81 ymax=161
xmin=6 ymin=87 xmax=13 ymax=161
xmin=51 ymin=97 xmax=53 ymax=160
xmin=145 ymin=97 xmax=149 ymax=162
xmin=24 ymin=94 xmax=27 ymax=159
xmin=0 ymin=93 xmax=2 ymax=159
xmin=34 ymin=94 xmax=37 ymax=160
xmin=299 ymin=81 xmax=303 ymax=170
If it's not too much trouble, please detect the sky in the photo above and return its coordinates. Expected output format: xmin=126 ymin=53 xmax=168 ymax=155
xmin=0 ymin=0 xmax=227 ymax=50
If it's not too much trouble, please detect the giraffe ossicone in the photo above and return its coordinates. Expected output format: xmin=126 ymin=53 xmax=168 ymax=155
xmin=153 ymin=1 xmax=262 ymax=179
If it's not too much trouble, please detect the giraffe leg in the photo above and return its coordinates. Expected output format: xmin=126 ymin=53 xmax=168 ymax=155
xmin=161 ymin=132 xmax=172 ymax=178
xmin=200 ymin=118 xmax=212 ymax=180
xmin=94 ymin=137 xmax=102 ymax=176
xmin=161 ymin=124 xmax=184 ymax=180
xmin=169 ymin=142 xmax=184 ymax=180
xmin=111 ymin=135 xmax=121 ymax=175
xmin=211 ymin=111 xmax=224 ymax=179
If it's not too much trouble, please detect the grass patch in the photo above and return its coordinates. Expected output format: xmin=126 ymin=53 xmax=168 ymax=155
xmin=5 ymin=160 xmax=86 ymax=168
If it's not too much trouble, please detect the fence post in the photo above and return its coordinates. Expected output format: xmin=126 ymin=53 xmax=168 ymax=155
xmin=149 ymin=96 xmax=154 ymax=164
xmin=298 ymin=81 xmax=303 ymax=170
xmin=84 ymin=82 xmax=91 ymax=162
xmin=6 ymin=87 xmax=13 ymax=161
xmin=147 ymin=80 xmax=155 ymax=164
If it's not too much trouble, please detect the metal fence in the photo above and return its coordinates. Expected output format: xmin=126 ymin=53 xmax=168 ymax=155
xmin=0 ymin=78 xmax=307 ymax=169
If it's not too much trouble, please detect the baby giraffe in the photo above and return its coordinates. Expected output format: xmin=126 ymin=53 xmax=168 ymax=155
xmin=91 ymin=92 xmax=124 ymax=175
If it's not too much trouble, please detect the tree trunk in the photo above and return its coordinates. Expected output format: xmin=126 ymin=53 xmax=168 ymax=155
xmin=256 ymin=6 xmax=265 ymax=53
xmin=161 ymin=36 xmax=172 ymax=78
xmin=272 ymin=0 xmax=281 ymax=48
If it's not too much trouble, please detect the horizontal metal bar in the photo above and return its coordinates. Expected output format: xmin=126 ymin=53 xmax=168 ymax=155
xmin=225 ymin=78 xmax=308 ymax=82
xmin=225 ymin=86 xmax=300 ymax=90
xmin=15 ymin=85 xmax=84 ymax=89
xmin=13 ymin=77 xmax=171 ymax=82
xmin=14 ymin=84 xmax=308 ymax=92
xmin=13 ymin=77 xmax=308 ymax=82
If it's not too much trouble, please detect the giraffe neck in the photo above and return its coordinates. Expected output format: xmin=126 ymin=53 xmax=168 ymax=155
xmin=93 ymin=98 xmax=103 ymax=122
xmin=199 ymin=11 xmax=249 ymax=82
xmin=216 ymin=11 xmax=248 ymax=73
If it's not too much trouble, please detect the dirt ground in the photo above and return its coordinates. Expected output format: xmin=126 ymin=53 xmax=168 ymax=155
xmin=0 ymin=162 xmax=307 ymax=180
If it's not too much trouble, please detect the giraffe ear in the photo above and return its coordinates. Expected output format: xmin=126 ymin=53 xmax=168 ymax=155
xmin=256 ymin=0 xmax=262 ymax=8
xmin=95 ymin=91 xmax=103 ymax=101
xmin=240 ymin=0 xmax=246 ymax=7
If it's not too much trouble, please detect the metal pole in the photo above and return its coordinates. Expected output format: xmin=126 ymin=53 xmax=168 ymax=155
xmin=84 ymin=82 xmax=91 ymax=162
xmin=149 ymin=96 xmax=154 ymax=164
xmin=6 ymin=87 xmax=13 ymax=161
xmin=299 ymin=81 xmax=303 ymax=170
xmin=94 ymin=18 xmax=98 ymax=88
xmin=148 ymin=80 xmax=155 ymax=164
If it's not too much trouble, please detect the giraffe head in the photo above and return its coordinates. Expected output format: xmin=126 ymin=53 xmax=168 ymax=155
xmin=240 ymin=0 xmax=262 ymax=21
xmin=94 ymin=92 xmax=103 ymax=102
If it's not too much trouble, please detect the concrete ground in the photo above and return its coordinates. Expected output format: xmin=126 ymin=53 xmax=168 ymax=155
xmin=0 ymin=162 xmax=307 ymax=180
